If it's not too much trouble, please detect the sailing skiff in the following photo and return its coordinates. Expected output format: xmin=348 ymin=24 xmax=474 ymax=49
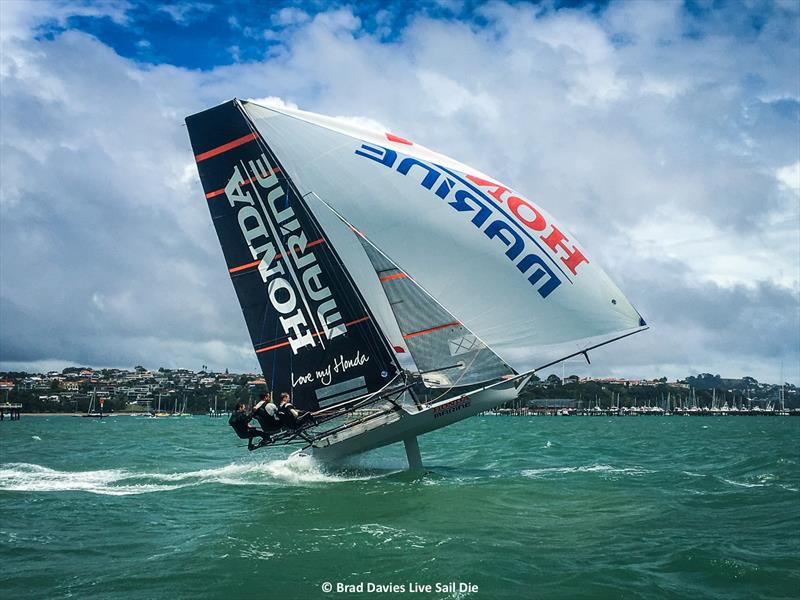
xmin=186 ymin=99 xmax=646 ymax=468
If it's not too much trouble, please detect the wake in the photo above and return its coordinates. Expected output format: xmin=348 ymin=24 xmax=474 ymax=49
xmin=0 ymin=454 xmax=381 ymax=496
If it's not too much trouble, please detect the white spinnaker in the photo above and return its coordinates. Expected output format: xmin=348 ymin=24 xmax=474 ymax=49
xmin=242 ymin=101 xmax=645 ymax=373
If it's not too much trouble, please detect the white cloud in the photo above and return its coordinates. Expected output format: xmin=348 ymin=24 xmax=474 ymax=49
xmin=157 ymin=2 xmax=213 ymax=25
xmin=247 ymin=96 xmax=299 ymax=111
xmin=271 ymin=7 xmax=310 ymax=28
xmin=776 ymin=162 xmax=800 ymax=194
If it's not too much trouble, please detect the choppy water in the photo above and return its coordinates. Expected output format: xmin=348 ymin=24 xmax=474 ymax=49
xmin=1 ymin=416 xmax=798 ymax=599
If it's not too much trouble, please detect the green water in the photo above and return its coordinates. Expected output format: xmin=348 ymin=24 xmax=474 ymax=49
xmin=1 ymin=416 xmax=798 ymax=599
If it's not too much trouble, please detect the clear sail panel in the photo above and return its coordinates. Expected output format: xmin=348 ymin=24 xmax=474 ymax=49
xmin=356 ymin=235 xmax=515 ymax=388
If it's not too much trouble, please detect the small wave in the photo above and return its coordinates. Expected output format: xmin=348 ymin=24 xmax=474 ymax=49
xmin=0 ymin=463 xmax=169 ymax=496
xmin=521 ymin=464 xmax=652 ymax=478
xmin=718 ymin=477 xmax=766 ymax=489
xmin=0 ymin=455 xmax=380 ymax=496
xmin=31 ymin=435 xmax=42 ymax=441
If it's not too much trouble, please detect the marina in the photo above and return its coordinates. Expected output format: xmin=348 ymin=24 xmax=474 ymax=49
xmin=487 ymin=406 xmax=800 ymax=417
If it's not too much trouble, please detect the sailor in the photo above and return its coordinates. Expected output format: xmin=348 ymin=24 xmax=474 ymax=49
xmin=252 ymin=392 xmax=282 ymax=434
xmin=228 ymin=402 xmax=268 ymax=451
xmin=276 ymin=392 xmax=316 ymax=429
xmin=276 ymin=393 xmax=300 ymax=429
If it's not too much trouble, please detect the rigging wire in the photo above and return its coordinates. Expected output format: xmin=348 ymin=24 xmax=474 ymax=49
xmin=427 ymin=346 xmax=490 ymax=404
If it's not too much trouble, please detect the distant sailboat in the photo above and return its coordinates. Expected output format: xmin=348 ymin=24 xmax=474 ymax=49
xmin=82 ymin=387 xmax=102 ymax=418
xmin=186 ymin=99 xmax=647 ymax=467
xmin=152 ymin=393 xmax=169 ymax=418
xmin=179 ymin=394 xmax=191 ymax=417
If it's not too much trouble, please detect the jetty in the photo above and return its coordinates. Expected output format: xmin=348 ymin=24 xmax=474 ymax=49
xmin=0 ymin=403 xmax=22 ymax=420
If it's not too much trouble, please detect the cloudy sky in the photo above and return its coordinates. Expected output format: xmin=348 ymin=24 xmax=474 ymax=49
xmin=1 ymin=0 xmax=798 ymax=384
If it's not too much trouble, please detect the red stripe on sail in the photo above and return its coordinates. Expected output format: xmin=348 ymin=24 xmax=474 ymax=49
xmin=255 ymin=340 xmax=291 ymax=353
xmin=229 ymin=260 xmax=260 ymax=274
xmin=228 ymin=238 xmax=327 ymax=274
xmin=379 ymin=273 xmax=407 ymax=282
xmin=205 ymin=169 xmax=281 ymax=200
xmin=254 ymin=316 xmax=371 ymax=354
xmin=403 ymin=321 xmax=460 ymax=339
xmin=195 ymin=132 xmax=257 ymax=162
xmin=386 ymin=133 xmax=413 ymax=145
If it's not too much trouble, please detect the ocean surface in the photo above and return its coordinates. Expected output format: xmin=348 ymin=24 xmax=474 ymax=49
xmin=0 ymin=415 xmax=798 ymax=599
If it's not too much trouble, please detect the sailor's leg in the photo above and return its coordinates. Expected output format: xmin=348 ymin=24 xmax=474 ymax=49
xmin=246 ymin=429 xmax=261 ymax=450
xmin=403 ymin=436 xmax=423 ymax=470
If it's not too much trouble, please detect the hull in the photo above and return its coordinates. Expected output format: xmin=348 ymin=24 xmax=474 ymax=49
xmin=310 ymin=378 xmax=524 ymax=462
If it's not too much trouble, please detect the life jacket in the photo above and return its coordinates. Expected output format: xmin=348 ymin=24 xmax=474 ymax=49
xmin=253 ymin=402 xmax=282 ymax=431
xmin=277 ymin=401 xmax=299 ymax=429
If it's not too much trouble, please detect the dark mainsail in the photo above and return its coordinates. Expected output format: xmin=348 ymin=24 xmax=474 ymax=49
xmin=186 ymin=100 xmax=399 ymax=411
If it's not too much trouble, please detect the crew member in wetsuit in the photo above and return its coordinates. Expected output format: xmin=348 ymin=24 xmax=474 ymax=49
xmin=228 ymin=402 xmax=268 ymax=450
xmin=277 ymin=392 xmax=316 ymax=429
xmin=252 ymin=392 xmax=282 ymax=435
xmin=276 ymin=393 xmax=300 ymax=429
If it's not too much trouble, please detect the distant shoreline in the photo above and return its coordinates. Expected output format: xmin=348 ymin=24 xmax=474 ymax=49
xmin=18 ymin=412 xmax=153 ymax=417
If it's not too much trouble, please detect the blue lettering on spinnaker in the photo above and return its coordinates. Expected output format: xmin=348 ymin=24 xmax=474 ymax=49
xmin=355 ymin=143 xmax=562 ymax=299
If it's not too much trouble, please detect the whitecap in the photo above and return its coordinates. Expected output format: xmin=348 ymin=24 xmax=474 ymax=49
xmin=719 ymin=477 xmax=766 ymax=488
xmin=0 ymin=462 xmax=174 ymax=495
xmin=0 ymin=455 xmax=383 ymax=496
xmin=521 ymin=464 xmax=652 ymax=478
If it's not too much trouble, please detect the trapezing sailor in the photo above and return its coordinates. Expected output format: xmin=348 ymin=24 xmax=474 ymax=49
xmin=230 ymin=391 xmax=320 ymax=451
xmin=251 ymin=392 xmax=282 ymax=434
xmin=228 ymin=402 xmax=270 ymax=451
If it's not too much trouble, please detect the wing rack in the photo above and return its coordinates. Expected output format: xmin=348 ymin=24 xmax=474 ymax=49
xmin=252 ymin=379 xmax=416 ymax=450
